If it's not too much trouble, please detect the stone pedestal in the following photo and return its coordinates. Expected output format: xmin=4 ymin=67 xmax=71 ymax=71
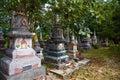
xmin=0 ymin=66 xmax=45 ymax=80
xmin=0 ymin=12 xmax=45 ymax=80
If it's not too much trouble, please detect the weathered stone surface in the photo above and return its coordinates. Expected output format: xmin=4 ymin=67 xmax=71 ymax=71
xmin=0 ymin=56 xmax=41 ymax=75
xmin=49 ymin=58 xmax=90 ymax=79
xmin=0 ymin=66 xmax=46 ymax=80
xmin=5 ymin=48 xmax=36 ymax=59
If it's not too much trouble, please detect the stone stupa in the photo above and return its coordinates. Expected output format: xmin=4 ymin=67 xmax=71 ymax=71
xmin=44 ymin=15 xmax=69 ymax=69
xmin=0 ymin=11 xmax=45 ymax=80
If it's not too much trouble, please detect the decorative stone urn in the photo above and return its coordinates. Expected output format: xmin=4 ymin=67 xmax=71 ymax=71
xmin=44 ymin=16 xmax=69 ymax=69
xmin=0 ymin=11 xmax=45 ymax=80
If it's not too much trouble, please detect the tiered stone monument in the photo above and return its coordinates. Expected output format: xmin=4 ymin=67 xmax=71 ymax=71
xmin=80 ymin=37 xmax=91 ymax=49
xmin=39 ymin=31 xmax=45 ymax=48
xmin=0 ymin=11 xmax=45 ymax=80
xmin=0 ymin=28 xmax=5 ymax=52
xmin=45 ymin=16 xmax=69 ymax=69
xmin=67 ymin=32 xmax=79 ymax=59
xmin=33 ymin=34 xmax=43 ymax=59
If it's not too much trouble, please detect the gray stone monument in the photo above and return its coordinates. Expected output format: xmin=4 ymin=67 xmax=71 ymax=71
xmin=0 ymin=28 xmax=5 ymax=52
xmin=0 ymin=11 xmax=45 ymax=80
xmin=39 ymin=31 xmax=45 ymax=48
xmin=44 ymin=15 xmax=69 ymax=69
xmin=80 ymin=37 xmax=92 ymax=49
xmin=33 ymin=34 xmax=43 ymax=60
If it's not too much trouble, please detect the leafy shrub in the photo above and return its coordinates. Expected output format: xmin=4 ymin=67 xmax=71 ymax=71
xmin=109 ymin=45 xmax=120 ymax=59
xmin=93 ymin=44 xmax=100 ymax=49
xmin=0 ymin=53 xmax=4 ymax=58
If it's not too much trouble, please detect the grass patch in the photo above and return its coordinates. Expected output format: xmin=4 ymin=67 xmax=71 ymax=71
xmin=109 ymin=45 xmax=120 ymax=59
xmin=0 ymin=52 xmax=4 ymax=58
xmin=83 ymin=47 xmax=119 ymax=61
xmin=69 ymin=47 xmax=120 ymax=80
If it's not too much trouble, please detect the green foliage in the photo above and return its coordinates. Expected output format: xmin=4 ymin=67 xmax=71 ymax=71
xmin=84 ymin=48 xmax=110 ymax=59
xmin=0 ymin=52 xmax=4 ymax=58
xmin=0 ymin=0 xmax=119 ymax=42
xmin=109 ymin=45 xmax=120 ymax=58
xmin=93 ymin=44 xmax=100 ymax=49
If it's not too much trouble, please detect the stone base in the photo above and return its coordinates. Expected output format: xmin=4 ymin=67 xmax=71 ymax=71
xmin=45 ymin=55 xmax=69 ymax=64
xmin=0 ymin=56 xmax=41 ymax=75
xmin=44 ymin=55 xmax=69 ymax=69
xmin=49 ymin=58 xmax=90 ymax=79
xmin=67 ymin=52 xmax=76 ymax=59
xmin=0 ymin=66 xmax=46 ymax=80
xmin=44 ymin=61 xmax=67 ymax=69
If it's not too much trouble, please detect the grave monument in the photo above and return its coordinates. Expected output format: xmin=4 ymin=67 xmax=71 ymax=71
xmin=44 ymin=16 xmax=69 ymax=69
xmin=33 ymin=34 xmax=43 ymax=59
xmin=39 ymin=32 xmax=45 ymax=48
xmin=0 ymin=11 xmax=45 ymax=80
xmin=0 ymin=28 xmax=5 ymax=52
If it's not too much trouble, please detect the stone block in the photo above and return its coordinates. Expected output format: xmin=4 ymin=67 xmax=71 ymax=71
xmin=0 ymin=66 xmax=46 ymax=80
xmin=0 ymin=56 xmax=41 ymax=75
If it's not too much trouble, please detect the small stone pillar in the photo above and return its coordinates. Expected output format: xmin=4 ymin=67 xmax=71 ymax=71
xmin=67 ymin=32 xmax=78 ymax=59
xmin=92 ymin=31 xmax=97 ymax=45
xmin=65 ymin=27 xmax=70 ymax=50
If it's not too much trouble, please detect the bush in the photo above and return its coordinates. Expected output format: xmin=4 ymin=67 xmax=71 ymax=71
xmin=93 ymin=44 xmax=100 ymax=49
xmin=0 ymin=53 xmax=4 ymax=58
xmin=109 ymin=45 xmax=120 ymax=59
xmin=109 ymin=45 xmax=120 ymax=53
xmin=78 ymin=46 xmax=85 ymax=53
